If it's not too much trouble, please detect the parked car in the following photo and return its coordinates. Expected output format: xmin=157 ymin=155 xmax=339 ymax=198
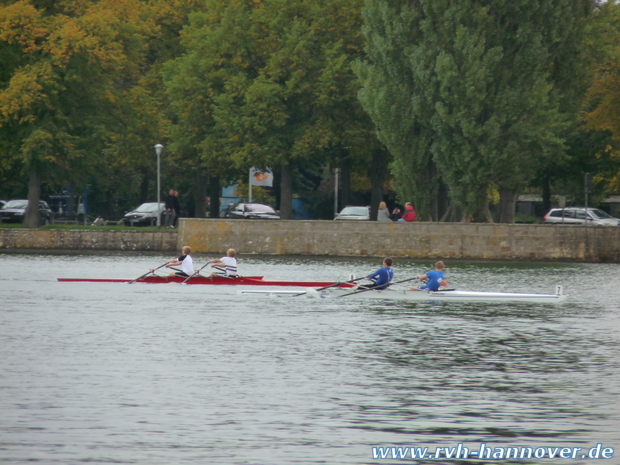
xmin=0 ymin=199 xmax=53 ymax=224
xmin=225 ymin=203 xmax=280 ymax=219
xmin=543 ymin=207 xmax=620 ymax=226
xmin=334 ymin=205 xmax=370 ymax=221
xmin=120 ymin=202 xmax=165 ymax=226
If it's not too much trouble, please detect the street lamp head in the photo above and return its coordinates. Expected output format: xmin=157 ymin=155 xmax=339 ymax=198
xmin=154 ymin=143 xmax=164 ymax=156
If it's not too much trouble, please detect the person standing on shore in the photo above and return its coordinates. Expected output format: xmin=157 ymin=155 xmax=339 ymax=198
xmin=164 ymin=189 xmax=176 ymax=228
xmin=173 ymin=190 xmax=181 ymax=227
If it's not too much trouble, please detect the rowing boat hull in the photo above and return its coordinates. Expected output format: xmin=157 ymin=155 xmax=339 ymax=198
xmin=317 ymin=287 xmax=568 ymax=303
xmin=238 ymin=287 xmax=568 ymax=303
xmin=57 ymin=275 xmax=355 ymax=288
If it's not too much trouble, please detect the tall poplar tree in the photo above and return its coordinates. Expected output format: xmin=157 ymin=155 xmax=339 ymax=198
xmin=357 ymin=0 xmax=591 ymax=222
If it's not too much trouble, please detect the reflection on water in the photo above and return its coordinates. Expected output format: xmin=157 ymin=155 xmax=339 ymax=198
xmin=0 ymin=253 xmax=618 ymax=464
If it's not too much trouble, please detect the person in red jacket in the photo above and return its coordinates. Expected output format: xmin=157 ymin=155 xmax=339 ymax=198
xmin=399 ymin=202 xmax=416 ymax=222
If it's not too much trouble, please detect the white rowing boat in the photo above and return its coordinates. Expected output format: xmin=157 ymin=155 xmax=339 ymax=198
xmin=238 ymin=285 xmax=568 ymax=304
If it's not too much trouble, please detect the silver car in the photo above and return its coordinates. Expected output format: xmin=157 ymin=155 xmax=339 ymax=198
xmin=334 ymin=206 xmax=370 ymax=221
xmin=543 ymin=207 xmax=620 ymax=226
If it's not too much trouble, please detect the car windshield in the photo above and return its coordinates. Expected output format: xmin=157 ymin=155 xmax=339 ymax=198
xmin=589 ymin=209 xmax=614 ymax=219
xmin=339 ymin=207 xmax=368 ymax=216
xmin=246 ymin=204 xmax=276 ymax=213
xmin=133 ymin=203 xmax=159 ymax=212
xmin=3 ymin=200 xmax=28 ymax=209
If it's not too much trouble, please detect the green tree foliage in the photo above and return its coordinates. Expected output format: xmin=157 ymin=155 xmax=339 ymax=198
xmin=357 ymin=0 xmax=591 ymax=222
xmin=355 ymin=1 xmax=438 ymax=220
xmin=581 ymin=1 xmax=620 ymax=197
xmin=0 ymin=0 xmax=156 ymax=225
xmin=164 ymin=0 xmax=376 ymax=219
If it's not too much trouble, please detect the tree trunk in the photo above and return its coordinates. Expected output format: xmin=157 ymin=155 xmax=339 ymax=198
xmin=340 ymin=156 xmax=351 ymax=209
xmin=67 ymin=183 xmax=76 ymax=219
xmin=542 ymin=172 xmax=551 ymax=216
xmin=280 ymin=161 xmax=293 ymax=219
xmin=498 ymin=188 xmax=518 ymax=223
xmin=194 ymin=173 xmax=207 ymax=218
xmin=439 ymin=203 xmax=453 ymax=222
xmin=23 ymin=171 xmax=41 ymax=228
xmin=435 ymin=179 xmax=449 ymax=222
xmin=140 ymin=167 xmax=149 ymax=204
xmin=208 ymin=175 xmax=220 ymax=219
xmin=369 ymin=149 xmax=386 ymax=221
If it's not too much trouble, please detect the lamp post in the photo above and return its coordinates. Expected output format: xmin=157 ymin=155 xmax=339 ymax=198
xmin=154 ymin=144 xmax=164 ymax=227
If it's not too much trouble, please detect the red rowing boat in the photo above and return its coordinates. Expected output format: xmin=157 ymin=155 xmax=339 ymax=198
xmin=57 ymin=275 xmax=356 ymax=287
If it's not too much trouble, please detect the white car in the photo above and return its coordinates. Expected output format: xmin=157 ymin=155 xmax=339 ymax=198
xmin=543 ymin=207 xmax=620 ymax=226
xmin=225 ymin=203 xmax=280 ymax=219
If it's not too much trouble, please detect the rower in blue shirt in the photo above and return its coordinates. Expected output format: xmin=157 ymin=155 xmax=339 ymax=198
xmin=411 ymin=261 xmax=446 ymax=291
xmin=360 ymin=257 xmax=394 ymax=290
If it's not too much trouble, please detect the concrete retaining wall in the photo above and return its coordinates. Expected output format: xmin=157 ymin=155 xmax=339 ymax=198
xmin=179 ymin=219 xmax=620 ymax=262
xmin=0 ymin=229 xmax=177 ymax=252
xmin=2 ymin=220 xmax=620 ymax=262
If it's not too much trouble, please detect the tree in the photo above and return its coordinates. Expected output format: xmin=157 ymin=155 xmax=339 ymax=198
xmin=355 ymin=1 xmax=439 ymax=220
xmin=581 ymin=1 xmax=620 ymax=198
xmin=0 ymin=0 xmax=155 ymax=226
xmin=357 ymin=0 xmax=591 ymax=222
xmin=164 ymin=0 xmax=377 ymax=219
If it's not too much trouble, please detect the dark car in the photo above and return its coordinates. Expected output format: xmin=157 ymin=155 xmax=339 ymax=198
xmin=0 ymin=199 xmax=53 ymax=224
xmin=226 ymin=203 xmax=280 ymax=219
xmin=120 ymin=202 xmax=166 ymax=226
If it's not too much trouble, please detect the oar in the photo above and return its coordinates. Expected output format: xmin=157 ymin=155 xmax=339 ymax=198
xmin=317 ymin=276 xmax=367 ymax=291
xmin=337 ymin=276 xmax=419 ymax=298
xmin=128 ymin=262 xmax=168 ymax=284
xmin=181 ymin=261 xmax=213 ymax=284
xmin=291 ymin=276 xmax=367 ymax=297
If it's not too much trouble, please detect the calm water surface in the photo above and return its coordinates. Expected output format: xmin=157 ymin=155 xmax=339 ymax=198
xmin=0 ymin=253 xmax=619 ymax=464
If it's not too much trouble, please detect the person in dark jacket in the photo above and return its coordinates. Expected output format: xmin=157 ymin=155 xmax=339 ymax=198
xmin=389 ymin=207 xmax=402 ymax=222
xmin=164 ymin=189 xmax=176 ymax=228
xmin=172 ymin=190 xmax=181 ymax=227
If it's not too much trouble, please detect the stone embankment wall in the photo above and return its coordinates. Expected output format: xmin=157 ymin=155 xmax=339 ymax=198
xmin=0 ymin=229 xmax=177 ymax=252
xmin=179 ymin=219 xmax=620 ymax=262
xmin=2 ymin=220 xmax=620 ymax=262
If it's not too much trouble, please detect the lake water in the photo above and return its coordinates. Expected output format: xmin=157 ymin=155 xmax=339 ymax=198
xmin=1 ymin=253 xmax=619 ymax=464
